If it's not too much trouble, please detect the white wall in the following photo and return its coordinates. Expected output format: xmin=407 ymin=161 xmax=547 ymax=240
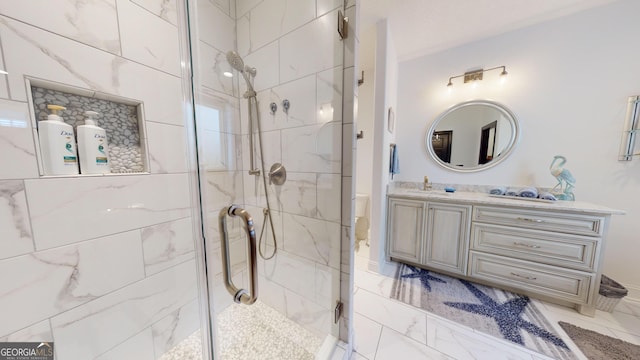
xmin=394 ymin=0 xmax=640 ymax=298
xmin=369 ymin=19 xmax=398 ymax=270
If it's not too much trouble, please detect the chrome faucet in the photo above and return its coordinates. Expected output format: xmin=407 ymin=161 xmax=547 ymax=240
xmin=423 ymin=176 xmax=432 ymax=191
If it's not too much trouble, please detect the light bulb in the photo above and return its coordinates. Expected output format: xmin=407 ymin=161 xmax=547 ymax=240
xmin=500 ymin=69 xmax=508 ymax=84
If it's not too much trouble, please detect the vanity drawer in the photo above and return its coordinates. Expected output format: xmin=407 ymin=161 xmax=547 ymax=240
xmin=473 ymin=206 xmax=604 ymax=237
xmin=469 ymin=252 xmax=592 ymax=304
xmin=471 ymin=224 xmax=599 ymax=271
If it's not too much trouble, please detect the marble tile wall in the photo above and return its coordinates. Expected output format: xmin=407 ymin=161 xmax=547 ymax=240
xmin=0 ymin=1 xmax=203 ymax=359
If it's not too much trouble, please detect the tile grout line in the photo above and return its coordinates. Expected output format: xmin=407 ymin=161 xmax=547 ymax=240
xmin=371 ymin=323 xmax=383 ymax=360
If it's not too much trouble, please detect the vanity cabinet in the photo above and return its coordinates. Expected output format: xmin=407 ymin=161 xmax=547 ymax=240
xmin=386 ymin=197 xmax=425 ymax=264
xmin=424 ymin=203 xmax=471 ymax=275
xmin=386 ymin=198 xmax=471 ymax=275
xmin=386 ymin=192 xmax=623 ymax=316
xmin=469 ymin=206 xmax=603 ymax=309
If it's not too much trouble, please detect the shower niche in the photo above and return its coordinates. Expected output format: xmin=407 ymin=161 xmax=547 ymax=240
xmin=26 ymin=78 xmax=150 ymax=176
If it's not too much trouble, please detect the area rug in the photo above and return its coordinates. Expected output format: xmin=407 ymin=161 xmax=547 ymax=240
xmin=391 ymin=263 xmax=575 ymax=359
xmin=558 ymin=322 xmax=640 ymax=360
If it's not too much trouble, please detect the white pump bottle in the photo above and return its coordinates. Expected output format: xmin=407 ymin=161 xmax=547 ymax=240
xmin=77 ymin=111 xmax=110 ymax=174
xmin=38 ymin=104 xmax=79 ymax=175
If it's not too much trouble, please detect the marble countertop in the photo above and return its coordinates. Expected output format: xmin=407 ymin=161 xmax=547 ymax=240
xmin=388 ymin=188 xmax=626 ymax=215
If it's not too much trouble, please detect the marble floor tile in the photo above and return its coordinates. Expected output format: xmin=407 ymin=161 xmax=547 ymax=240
xmin=353 ymin=268 xmax=395 ymax=298
xmin=374 ymin=326 xmax=451 ymax=360
xmin=539 ymin=300 xmax=640 ymax=337
xmin=353 ymin=287 xmax=427 ymax=344
xmin=353 ymin=313 xmax=382 ymax=359
xmin=615 ymin=299 xmax=640 ymax=317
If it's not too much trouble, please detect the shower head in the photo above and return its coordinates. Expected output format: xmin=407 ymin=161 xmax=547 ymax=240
xmin=226 ymin=50 xmax=257 ymax=96
xmin=226 ymin=51 xmax=245 ymax=72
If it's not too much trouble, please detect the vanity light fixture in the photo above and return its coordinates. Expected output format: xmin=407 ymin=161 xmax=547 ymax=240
xmin=223 ymin=71 xmax=233 ymax=78
xmin=446 ymin=65 xmax=508 ymax=88
xmin=0 ymin=69 xmax=8 ymax=75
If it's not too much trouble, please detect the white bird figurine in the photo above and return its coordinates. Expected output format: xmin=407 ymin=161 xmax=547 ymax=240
xmin=549 ymin=155 xmax=575 ymax=200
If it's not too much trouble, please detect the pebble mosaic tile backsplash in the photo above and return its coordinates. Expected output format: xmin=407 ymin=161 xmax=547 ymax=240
xmin=31 ymin=86 xmax=145 ymax=173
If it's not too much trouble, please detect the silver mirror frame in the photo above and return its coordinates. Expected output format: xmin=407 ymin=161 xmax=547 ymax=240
xmin=425 ymin=100 xmax=520 ymax=172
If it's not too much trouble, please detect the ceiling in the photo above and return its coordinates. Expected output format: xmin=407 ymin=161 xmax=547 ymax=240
xmin=358 ymin=0 xmax=619 ymax=66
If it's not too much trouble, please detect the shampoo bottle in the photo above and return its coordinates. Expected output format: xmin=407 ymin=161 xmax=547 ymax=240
xmin=77 ymin=111 xmax=110 ymax=174
xmin=38 ymin=104 xmax=79 ymax=175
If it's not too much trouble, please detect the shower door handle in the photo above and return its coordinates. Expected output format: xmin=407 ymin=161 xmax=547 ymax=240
xmin=218 ymin=205 xmax=258 ymax=305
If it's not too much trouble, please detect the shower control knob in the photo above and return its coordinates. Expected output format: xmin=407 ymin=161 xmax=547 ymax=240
xmin=282 ymin=99 xmax=290 ymax=114
xmin=270 ymin=102 xmax=277 ymax=115
xmin=268 ymin=163 xmax=287 ymax=185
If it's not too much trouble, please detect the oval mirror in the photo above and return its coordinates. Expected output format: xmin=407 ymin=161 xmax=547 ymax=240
xmin=426 ymin=100 xmax=519 ymax=172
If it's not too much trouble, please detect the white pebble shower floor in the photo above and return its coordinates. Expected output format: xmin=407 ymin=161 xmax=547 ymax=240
xmin=159 ymin=301 xmax=323 ymax=360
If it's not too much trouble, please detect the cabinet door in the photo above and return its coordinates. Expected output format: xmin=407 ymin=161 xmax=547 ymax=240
xmin=386 ymin=198 xmax=426 ymax=264
xmin=424 ymin=202 xmax=471 ymax=275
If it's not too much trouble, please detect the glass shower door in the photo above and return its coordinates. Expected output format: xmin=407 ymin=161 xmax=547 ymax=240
xmin=185 ymin=0 xmax=346 ymax=358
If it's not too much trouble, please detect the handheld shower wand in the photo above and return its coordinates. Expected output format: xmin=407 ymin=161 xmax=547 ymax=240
xmin=226 ymin=50 xmax=278 ymax=260
xmin=226 ymin=51 xmax=259 ymax=175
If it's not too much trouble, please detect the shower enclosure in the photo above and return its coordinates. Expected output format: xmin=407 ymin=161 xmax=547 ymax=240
xmin=0 ymin=0 xmax=356 ymax=359
xmin=182 ymin=0 xmax=357 ymax=358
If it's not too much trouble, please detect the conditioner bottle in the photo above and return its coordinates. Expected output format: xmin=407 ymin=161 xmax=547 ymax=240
xmin=77 ymin=111 xmax=110 ymax=174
